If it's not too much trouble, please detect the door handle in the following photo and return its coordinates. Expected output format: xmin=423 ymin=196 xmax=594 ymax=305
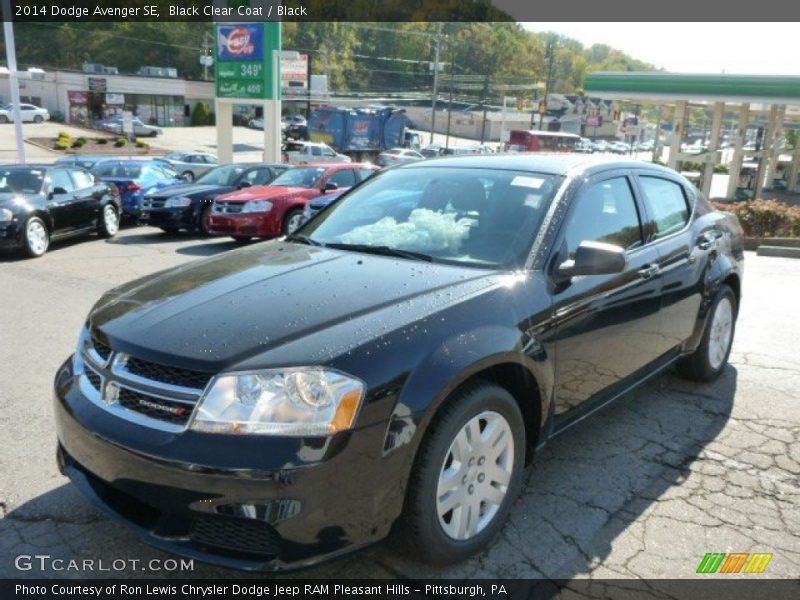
xmin=638 ymin=264 xmax=660 ymax=280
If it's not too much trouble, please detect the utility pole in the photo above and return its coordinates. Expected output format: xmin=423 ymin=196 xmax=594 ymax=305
xmin=445 ymin=47 xmax=456 ymax=150
xmin=429 ymin=23 xmax=443 ymax=145
xmin=539 ymin=39 xmax=556 ymax=131
xmin=200 ymin=31 xmax=214 ymax=81
xmin=2 ymin=0 xmax=26 ymax=163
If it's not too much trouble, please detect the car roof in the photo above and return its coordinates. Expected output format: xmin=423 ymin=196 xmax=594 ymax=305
xmin=402 ymin=153 xmax=682 ymax=178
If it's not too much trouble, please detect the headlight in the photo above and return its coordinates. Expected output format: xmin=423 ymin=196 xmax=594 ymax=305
xmin=241 ymin=200 xmax=272 ymax=213
xmin=190 ymin=368 xmax=364 ymax=436
xmin=165 ymin=196 xmax=192 ymax=208
xmin=0 ymin=208 xmax=13 ymax=222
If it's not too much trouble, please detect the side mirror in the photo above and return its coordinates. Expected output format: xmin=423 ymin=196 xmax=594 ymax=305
xmin=49 ymin=186 xmax=68 ymax=199
xmin=322 ymin=181 xmax=338 ymax=193
xmin=557 ymin=241 xmax=626 ymax=278
xmin=237 ymin=181 xmax=252 ymax=189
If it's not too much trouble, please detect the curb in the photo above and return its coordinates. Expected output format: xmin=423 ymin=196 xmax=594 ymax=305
xmin=757 ymin=246 xmax=800 ymax=259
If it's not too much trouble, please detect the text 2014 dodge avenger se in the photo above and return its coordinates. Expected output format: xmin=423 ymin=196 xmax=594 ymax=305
xmin=54 ymin=155 xmax=744 ymax=570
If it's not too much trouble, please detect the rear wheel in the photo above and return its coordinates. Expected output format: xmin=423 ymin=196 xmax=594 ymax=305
xmin=23 ymin=216 xmax=49 ymax=258
xmin=33 ymin=115 xmax=43 ymax=123
xmin=401 ymin=382 xmax=525 ymax=564
xmin=181 ymin=171 xmax=194 ymax=182
xmin=283 ymin=209 xmax=303 ymax=236
xmin=677 ymin=284 xmax=737 ymax=382
xmin=97 ymin=205 xmax=119 ymax=238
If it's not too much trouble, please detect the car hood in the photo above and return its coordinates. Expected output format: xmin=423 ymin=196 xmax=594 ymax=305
xmin=216 ymin=185 xmax=312 ymax=203
xmin=149 ymin=183 xmax=230 ymax=199
xmin=0 ymin=192 xmax=40 ymax=212
xmin=89 ymin=241 xmax=504 ymax=372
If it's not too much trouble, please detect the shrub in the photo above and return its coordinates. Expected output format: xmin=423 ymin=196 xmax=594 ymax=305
xmin=713 ymin=164 xmax=729 ymax=174
xmin=114 ymin=137 xmax=127 ymax=147
xmin=71 ymin=139 xmax=85 ymax=149
xmin=712 ymin=199 xmax=800 ymax=238
xmin=135 ymin=140 xmax=149 ymax=149
xmin=191 ymin=101 xmax=212 ymax=126
xmin=96 ymin=138 xmax=108 ymax=145
xmin=76 ymin=136 xmax=88 ymax=145
xmin=53 ymin=140 xmax=70 ymax=150
xmin=57 ymin=131 xmax=71 ymax=139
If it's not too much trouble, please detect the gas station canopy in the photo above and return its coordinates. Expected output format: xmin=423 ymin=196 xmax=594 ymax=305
xmin=584 ymin=72 xmax=800 ymax=199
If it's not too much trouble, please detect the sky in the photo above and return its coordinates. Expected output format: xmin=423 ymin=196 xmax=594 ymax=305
xmin=521 ymin=23 xmax=800 ymax=76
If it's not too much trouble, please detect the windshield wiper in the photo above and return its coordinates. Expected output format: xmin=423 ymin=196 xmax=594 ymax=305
xmin=285 ymin=234 xmax=324 ymax=247
xmin=326 ymin=242 xmax=434 ymax=262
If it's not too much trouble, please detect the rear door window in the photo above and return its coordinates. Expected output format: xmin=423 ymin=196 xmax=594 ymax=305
xmin=638 ymin=176 xmax=691 ymax=237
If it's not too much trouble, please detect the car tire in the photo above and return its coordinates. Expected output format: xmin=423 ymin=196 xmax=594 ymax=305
xmin=150 ymin=130 xmax=158 ymax=137
xmin=283 ymin=209 xmax=303 ymax=236
xmin=401 ymin=381 xmax=525 ymax=564
xmin=677 ymin=284 xmax=737 ymax=382
xmin=33 ymin=115 xmax=43 ymax=123
xmin=23 ymin=216 xmax=50 ymax=258
xmin=198 ymin=205 xmax=213 ymax=236
xmin=232 ymin=236 xmax=252 ymax=244
xmin=97 ymin=204 xmax=119 ymax=238
xmin=181 ymin=171 xmax=194 ymax=182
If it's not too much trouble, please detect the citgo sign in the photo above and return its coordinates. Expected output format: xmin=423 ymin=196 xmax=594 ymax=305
xmin=215 ymin=22 xmax=281 ymax=100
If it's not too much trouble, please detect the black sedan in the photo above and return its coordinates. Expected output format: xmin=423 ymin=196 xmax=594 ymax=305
xmin=54 ymin=155 xmax=743 ymax=570
xmin=1 ymin=164 xmax=120 ymax=258
xmin=139 ymin=163 xmax=289 ymax=234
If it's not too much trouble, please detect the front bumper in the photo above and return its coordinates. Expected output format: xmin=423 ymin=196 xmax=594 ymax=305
xmin=53 ymin=358 xmax=405 ymax=571
xmin=208 ymin=213 xmax=280 ymax=238
xmin=140 ymin=207 xmax=196 ymax=229
xmin=0 ymin=221 xmax=22 ymax=249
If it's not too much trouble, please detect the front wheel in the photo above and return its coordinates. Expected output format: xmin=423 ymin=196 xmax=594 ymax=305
xmin=282 ymin=209 xmax=303 ymax=236
xmin=181 ymin=171 xmax=194 ymax=182
xmin=401 ymin=382 xmax=525 ymax=564
xmin=97 ymin=204 xmax=119 ymax=238
xmin=198 ymin=205 xmax=213 ymax=236
xmin=677 ymin=284 xmax=737 ymax=382
xmin=23 ymin=216 xmax=50 ymax=258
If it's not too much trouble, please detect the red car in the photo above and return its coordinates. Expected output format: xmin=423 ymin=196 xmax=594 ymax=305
xmin=208 ymin=163 xmax=379 ymax=242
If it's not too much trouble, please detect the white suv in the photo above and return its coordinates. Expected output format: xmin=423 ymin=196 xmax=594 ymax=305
xmin=282 ymin=141 xmax=351 ymax=165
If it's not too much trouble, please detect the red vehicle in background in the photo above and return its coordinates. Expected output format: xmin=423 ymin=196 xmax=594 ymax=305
xmin=208 ymin=163 xmax=379 ymax=242
xmin=505 ymin=130 xmax=580 ymax=153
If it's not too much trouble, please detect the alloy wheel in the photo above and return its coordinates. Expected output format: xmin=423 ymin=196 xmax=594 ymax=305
xmin=708 ymin=296 xmax=733 ymax=370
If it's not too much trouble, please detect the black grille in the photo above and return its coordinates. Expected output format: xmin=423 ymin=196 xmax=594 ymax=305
xmin=125 ymin=356 xmax=212 ymax=390
xmin=85 ymin=368 xmax=102 ymax=391
xmin=190 ymin=516 xmax=280 ymax=557
xmin=118 ymin=388 xmax=195 ymax=425
xmin=92 ymin=338 xmax=112 ymax=362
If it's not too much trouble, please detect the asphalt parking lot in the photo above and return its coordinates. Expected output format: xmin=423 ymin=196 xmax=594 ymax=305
xmin=1 ymin=228 xmax=799 ymax=579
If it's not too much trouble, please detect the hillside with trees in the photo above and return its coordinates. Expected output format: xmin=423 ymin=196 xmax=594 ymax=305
xmin=2 ymin=21 xmax=655 ymax=102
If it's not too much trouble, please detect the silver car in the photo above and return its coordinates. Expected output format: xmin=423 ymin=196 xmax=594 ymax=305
xmin=376 ymin=148 xmax=425 ymax=167
xmin=101 ymin=115 xmax=163 ymax=137
xmin=159 ymin=152 xmax=218 ymax=181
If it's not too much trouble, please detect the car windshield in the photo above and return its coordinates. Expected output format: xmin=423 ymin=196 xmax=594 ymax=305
xmin=164 ymin=152 xmax=188 ymax=161
xmin=271 ymin=167 xmax=326 ymax=188
xmin=0 ymin=167 xmax=46 ymax=194
xmin=299 ymin=167 xmax=563 ymax=269
xmin=196 ymin=165 xmax=247 ymax=186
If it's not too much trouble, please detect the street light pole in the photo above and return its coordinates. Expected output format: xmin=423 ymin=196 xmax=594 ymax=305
xmin=2 ymin=0 xmax=26 ymax=163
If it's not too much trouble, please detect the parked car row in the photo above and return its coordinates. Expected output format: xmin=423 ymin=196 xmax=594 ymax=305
xmin=0 ymin=103 xmax=51 ymax=124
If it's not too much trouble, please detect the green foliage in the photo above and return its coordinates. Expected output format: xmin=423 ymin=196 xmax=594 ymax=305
xmin=190 ymin=101 xmax=212 ymax=126
xmin=114 ymin=138 xmax=127 ymax=147
xmin=785 ymin=130 xmax=798 ymax=150
xmin=53 ymin=140 xmax=70 ymax=150
xmin=57 ymin=131 xmax=71 ymax=139
xmin=135 ymin=140 xmax=149 ymax=149
xmin=96 ymin=138 xmax=108 ymax=145
xmin=713 ymin=164 xmax=729 ymax=174
xmin=713 ymin=200 xmax=800 ymax=238
xmin=71 ymin=139 xmax=85 ymax=149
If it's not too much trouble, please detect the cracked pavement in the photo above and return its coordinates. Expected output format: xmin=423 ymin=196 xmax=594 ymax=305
xmin=1 ymin=229 xmax=798 ymax=579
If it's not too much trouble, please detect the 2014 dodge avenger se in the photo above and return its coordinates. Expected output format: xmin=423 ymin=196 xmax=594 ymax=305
xmin=54 ymin=155 xmax=744 ymax=570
